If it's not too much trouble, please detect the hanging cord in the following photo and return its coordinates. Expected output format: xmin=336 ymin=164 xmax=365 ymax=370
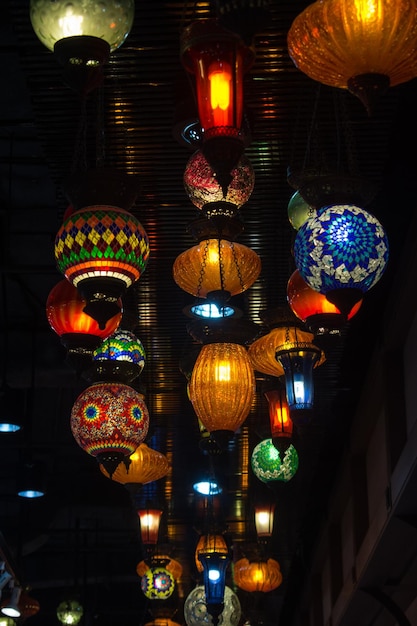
xmin=95 ymin=86 xmax=106 ymax=169
xmin=71 ymin=98 xmax=89 ymax=175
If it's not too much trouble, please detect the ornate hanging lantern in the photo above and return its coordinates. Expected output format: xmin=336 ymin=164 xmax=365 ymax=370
xmin=264 ymin=388 xmax=293 ymax=453
xmin=184 ymin=585 xmax=241 ymax=626
xmin=140 ymin=566 xmax=175 ymax=601
xmin=198 ymin=548 xmax=231 ymax=626
xmin=251 ymin=438 xmax=299 ymax=483
xmin=99 ymin=443 xmax=170 ymax=487
xmin=189 ymin=341 xmax=255 ymax=449
xmin=195 ymin=534 xmax=229 ymax=574
xmin=137 ymin=509 xmax=163 ymax=546
xmin=233 ymin=558 xmax=283 ymax=593
xmin=294 ymin=204 xmax=389 ymax=318
xmin=55 ymin=205 xmax=150 ymax=329
xmin=85 ymin=329 xmax=146 ymax=383
xmin=184 ymin=149 xmax=255 ymax=215
xmin=287 ymin=268 xmax=362 ymax=335
xmin=254 ymin=503 xmax=276 ymax=538
xmin=287 ymin=0 xmax=417 ymax=113
xmin=180 ymin=18 xmax=254 ymax=195
xmin=30 ymin=0 xmax=134 ymax=93
xmin=70 ymin=382 xmax=149 ymax=476
xmin=46 ymin=278 xmax=122 ymax=355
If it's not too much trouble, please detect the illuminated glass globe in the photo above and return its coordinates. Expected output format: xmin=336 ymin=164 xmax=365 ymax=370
xmin=88 ymin=329 xmax=146 ymax=382
xmin=57 ymin=599 xmax=83 ymax=625
xmin=294 ymin=204 xmax=389 ymax=316
xmin=251 ymin=438 xmax=299 ymax=483
xmin=287 ymin=190 xmax=316 ymax=230
xmin=184 ymin=585 xmax=241 ymax=626
xmin=184 ymin=149 xmax=255 ymax=211
xmin=70 ymin=382 xmax=149 ymax=476
xmin=30 ymin=0 xmax=134 ymax=53
xmin=140 ymin=566 xmax=175 ymax=600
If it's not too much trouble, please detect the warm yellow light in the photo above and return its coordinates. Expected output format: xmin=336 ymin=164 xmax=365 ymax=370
xmin=209 ymin=62 xmax=232 ymax=110
xmin=58 ymin=12 xmax=84 ymax=37
xmin=216 ymin=361 xmax=231 ymax=382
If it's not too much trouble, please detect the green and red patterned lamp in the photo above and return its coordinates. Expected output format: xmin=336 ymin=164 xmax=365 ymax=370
xmin=70 ymin=381 xmax=149 ymax=476
xmin=54 ymin=205 xmax=150 ymax=330
xmin=85 ymin=329 xmax=146 ymax=384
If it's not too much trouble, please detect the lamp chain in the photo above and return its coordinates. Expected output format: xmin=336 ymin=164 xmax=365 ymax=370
xmin=218 ymin=238 xmax=226 ymax=293
xmin=196 ymin=239 xmax=209 ymax=298
xmin=230 ymin=241 xmax=245 ymax=293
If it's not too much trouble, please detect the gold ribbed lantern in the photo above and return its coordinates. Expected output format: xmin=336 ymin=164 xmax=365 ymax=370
xmin=195 ymin=534 xmax=229 ymax=573
xmin=233 ymin=558 xmax=283 ymax=593
xmin=172 ymin=239 xmax=261 ymax=299
xmin=99 ymin=443 xmax=170 ymax=485
xmin=189 ymin=342 xmax=255 ymax=446
xmin=287 ymin=0 xmax=417 ymax=113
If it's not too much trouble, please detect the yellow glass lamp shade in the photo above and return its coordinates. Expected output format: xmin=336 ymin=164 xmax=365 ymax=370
xmin=233 ymin=558 xmax=283 ymax=593
xmin=30 ymin=0 xmax=135 ymax=53
xmin=287 ymin=0 xmax=417 ymax=112
xmin=99 ymin=443 xmax=170 ymax=486
xmin=189 ymin=342 xmax=255 ymax=444
xmin=57 ymin=599 xmax=83 ymax=625
xmin=195 ymin=534 xmax=229 ymax=573
xmin=140 ymin=566 xmax=175 ymax=600
xmin=173 ymin=239 xmax=261 ymax=299
xmin=248 ymin=326 xmax=325 ymax=378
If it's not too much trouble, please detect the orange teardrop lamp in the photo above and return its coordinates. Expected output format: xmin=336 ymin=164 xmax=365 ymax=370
xmin=189 ymin=341 xmax=255 ymax=449
xmin=287 ymin=0 xmax=417 ymax=113
xmin=233 ymin=558 xmax=283 ymax=593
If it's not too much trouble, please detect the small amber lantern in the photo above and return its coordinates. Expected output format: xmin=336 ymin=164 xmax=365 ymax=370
xmin=195 ymin=534 xmax=229 ymax=573
xmin=254 ymin=504 xmax=275 ymax=538
xmin=233 ymin=558 xmax=283 ymax=593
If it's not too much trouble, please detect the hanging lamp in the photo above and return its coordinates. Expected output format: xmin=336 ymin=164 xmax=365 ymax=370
xmin=294 ymin=203 xmax=389 ymax=318
xmin=254 ymin=503 xmax=276 ymax=539
xmin=264 ymin=388 xmax=293 ymax=453
xmin=140 ymin=566 xmax=175 ymax=601
xmin=287 ymin=0 xmax=417 ymax=114
xmin=57 ymin=599 xmax=83 ymax=626
xmin=30 ymin=0 xmax=134 ymax=94
xmin=70 ymin=381 xmax=149 ymax=476
xmin=55 ymin=204 xmax=150 ymax=329
xmin=287 ymin=268 xmax=362 ymax=335
xmin=184 ymin=585 xmax=241 ymax=626
xmin=287 ymin=189 xmax=316 ymax=231
xmin=233 ymin=557 xmax=283 ymax=593
xmin=99 ymin=443 xmax=170 ymax=488
xmin=137 ymin=508 xmax=163 ymax=546
xmin=198 ymin=546 xmax=231 ymax=626
xmin=84 ymin=329 xmax=146 ymax=384
xmin=251 ymin=438 xmax=299 ymax=483
xmin=180 ymin=18 xmax=254 ymax=195
xmin=195 ymin=534 xmax=229 ymax=574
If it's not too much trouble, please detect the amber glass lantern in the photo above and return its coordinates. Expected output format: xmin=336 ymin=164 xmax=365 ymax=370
xmin=173 ymin=239 xmax=261 ymax=303
xmin=195 ymin=534 xmax=229 ymax=574
xmin=254 ymin=503 xmax=275 ymax=538
xmin=287 ymin=269 xmax=362 ymax=335
xmin=233 ymin=558 xmax=283 ymax=593
xmin=189 ymin=342 xmax=255 ymax=448
xmin=137 ymin=509 xmax=163 ymax=545
xmin=287 ymin=0 xmax=417 ymax=113
xmin=264 ymin=388 xmax=293 ymax=453
xmin=99 ymin=443 xmax=170 ymax=487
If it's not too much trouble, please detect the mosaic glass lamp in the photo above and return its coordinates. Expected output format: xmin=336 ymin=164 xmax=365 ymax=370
xmin=86 ymin=329 xmax=146 ymax=383
xmin=251 ymin=438 xmax=299 ymax=483
xmin=99 ymin=443 xmax=170 ymax=487
xmin=70 ymin=382 xmax=149 ymax=476
xmin=294 ymin=204 xmax=389 ymax=318
xmin=55 ymin=205 xmax=150 ymax=329
xmin=287 ymin=0 xmax=417 ymax=113
xmin=184 ymin=585 xmax=241 ymax=626
xmin=233 ymin=558 xmax=283 ymax=593
xmin=184 ymin=149 xmax=255 ymax=214
xmin=140 ymin=566 xmax=175 ymax=600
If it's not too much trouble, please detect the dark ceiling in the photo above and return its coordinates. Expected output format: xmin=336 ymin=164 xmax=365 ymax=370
xmin=0 ymin=1 xmax=416 ymax=625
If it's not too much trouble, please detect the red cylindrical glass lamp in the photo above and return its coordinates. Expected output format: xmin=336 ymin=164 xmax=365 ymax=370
xmin=264 ymin=388 xmax=293 ymax=453
xmin=137 ymin=509 xmax=163 ymax=545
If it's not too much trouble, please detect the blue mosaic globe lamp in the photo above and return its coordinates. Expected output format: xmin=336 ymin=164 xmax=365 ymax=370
xmin=294 ymin=204 xmax=389 ymax=318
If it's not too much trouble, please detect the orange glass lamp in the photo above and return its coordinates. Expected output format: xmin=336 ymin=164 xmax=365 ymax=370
xmin=180 ymin=18 xmax=254 ymax=194
xmin=138 ymin=509 xmax=163 ymax=546
xmin=255 ymin=503 xmax=276 ymax=539
xmin=287 ymin=269 xmax=362 ymax=335
xmin=287 ymin=0 xmax=417 ymax=114
xmin=264 ymin=388 xmax=293 ymax=453
xmin=173 ymin=238 xmax=261 ymax=307
xmin=99 ymin=443 xmax=170 ymax=488
xmin=233 ymin=558 xmax=283 ymax=593
xmin=195 ymin=534 xmax=229 ymax=574
xmin=189 ymin=341 xmax=255 ymax=449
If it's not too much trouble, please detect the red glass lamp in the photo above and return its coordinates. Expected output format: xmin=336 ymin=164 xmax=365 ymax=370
xmin=137 ymin=508 xmax=163 ymax=545
xmin=233 ymin=558 xmax=283 ymax=593
xmin=180 ymin=18 xmax=254 ymax=195
xmin=287 ymin=269 xmax=362 ymax=335
xmin=54 ymin=205 xmax=150 ymax=329
xmin=264 ymin=388 xmax=293 ymax=453
xmin=70 ymin=382 xmax=149 ymax=476
xmin=46 ymin=278 xmax=122 ymax=355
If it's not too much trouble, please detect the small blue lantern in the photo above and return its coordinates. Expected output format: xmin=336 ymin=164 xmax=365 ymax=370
xmin=294 ymin=204 xmax=389 ymax=317
xmin=198 ymin=549 xmax=231 ymax=625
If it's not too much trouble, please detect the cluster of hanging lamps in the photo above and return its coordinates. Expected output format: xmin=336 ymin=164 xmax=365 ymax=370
xmin=287 ymin=268 xmax=362 ymax=335
xmin=293 ymin=203 xmax=389 ymax=319
xmin=251 ymin=438 xmax=299 ymax=483
xmin=180 ymin=17 xmax=254 ymax=194
xmin=233 ymin=557 xmax=283 ymax=593
xmin=287 ymin=0 xmax=417 ymax=114
xmin=30 ymin=0 xmax=135 ymax=93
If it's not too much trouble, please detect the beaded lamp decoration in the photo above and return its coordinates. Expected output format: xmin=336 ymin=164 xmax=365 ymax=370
xmin=54 ymin=205 xmax=150 ymax=329
xmin=251 ymin=438 xmax=299 ymax=483
xmin=184 ymin=149 xmax=255 ymax=215
xmin=85 ymin=329 xmax=146 ymax=383
xmin=140 ymin=566 xmax=175 ymax=600
xmin=233 ymin=558 xmax=283 ymax=593
xmin=184 ymin=585 xmax=241 ymax=626
xmin=294 ymin=204 xmax=389 ymax=318
xmin=70 ymin=382 xmax=149 ymax=476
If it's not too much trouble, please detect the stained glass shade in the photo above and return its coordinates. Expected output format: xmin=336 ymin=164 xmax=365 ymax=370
xmin=251 ymin=438 xmax=299 ymax=483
